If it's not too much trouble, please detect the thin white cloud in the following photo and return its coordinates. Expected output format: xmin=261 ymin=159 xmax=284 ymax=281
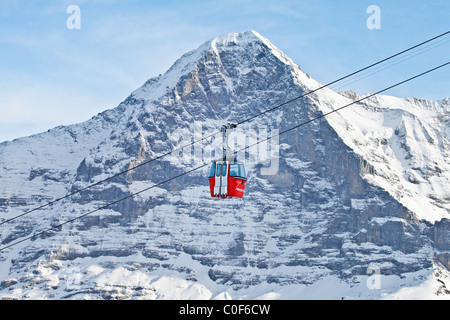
xmin=268 ymin=4 xmax=305 ymax=19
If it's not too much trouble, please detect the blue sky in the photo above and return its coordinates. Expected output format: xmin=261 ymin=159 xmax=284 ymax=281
xmin=0 ymin=0 xmax=449 ymax=142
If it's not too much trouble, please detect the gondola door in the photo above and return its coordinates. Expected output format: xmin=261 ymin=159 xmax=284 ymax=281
xmin=214 ymin=161 xmax=229 ymax=197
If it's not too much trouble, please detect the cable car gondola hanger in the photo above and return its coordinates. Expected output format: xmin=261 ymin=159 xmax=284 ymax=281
xmin=208 ymin=123 xmax=247 ymax=199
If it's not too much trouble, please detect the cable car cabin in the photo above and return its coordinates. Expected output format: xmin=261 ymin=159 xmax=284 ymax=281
xmin=208 ymin=161 xmax=247 ymax=198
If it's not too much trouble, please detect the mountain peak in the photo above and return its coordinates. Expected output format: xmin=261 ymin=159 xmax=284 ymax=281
xmin=209 ymin=30 xmax=269 ymax=49
xmin=131 ymin=30 xmax=314 ymax=108
xmin=209 ymin=30 xmax=296 ymax=67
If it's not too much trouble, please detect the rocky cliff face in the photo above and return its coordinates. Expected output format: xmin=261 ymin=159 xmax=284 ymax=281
xmin=0 ymin=31 xmax=449 ymax=299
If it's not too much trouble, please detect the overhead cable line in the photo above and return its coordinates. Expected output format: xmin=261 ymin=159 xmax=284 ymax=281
xmin=0 ymin=30 xmax=449 ymax=227
xmin=330 ymin=36 xmax=450 ymax=93
xmin=235 ymin=30 xmax=450 ymax=125
xmin=1 ymin=61 xmax=448 ymax=252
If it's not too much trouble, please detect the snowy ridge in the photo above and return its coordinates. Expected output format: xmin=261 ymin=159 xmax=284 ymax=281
xmin=1 ymin=31 xmax=450 ymax=300
xmin=316 ymin=90 xmax=450 ymax=222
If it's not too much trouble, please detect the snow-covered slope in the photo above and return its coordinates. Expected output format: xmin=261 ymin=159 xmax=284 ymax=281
xmin=0 ymin=30 xmax=449 ymax=300
xmin=315 ymin=90 xmax=450 ymax=223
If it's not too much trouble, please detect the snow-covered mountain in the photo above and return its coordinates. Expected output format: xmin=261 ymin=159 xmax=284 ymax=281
xmin=0 ymin=30 xmax=449 ymax=300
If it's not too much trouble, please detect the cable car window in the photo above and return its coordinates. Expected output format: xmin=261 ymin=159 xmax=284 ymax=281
xmin=216 ymin=163 xmax=222 ymax=177
xmin=222 ymin=163 xmax=227 ymax=176
xmin=229 ymin=164 xmax=247 ymax=179
xmin=209 ymin=163 xmax=216 ymax=178
xmin=229 ymin=164 xmax=239 ymax=177
xmin=239 ymin=164 xmax=246 ymax=178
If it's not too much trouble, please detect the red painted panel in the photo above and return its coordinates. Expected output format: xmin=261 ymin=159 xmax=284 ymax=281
xmin=209 ymin=177 xmax=246 ymax=198
xmin=226 ymin=176 xmax=246 ymax=198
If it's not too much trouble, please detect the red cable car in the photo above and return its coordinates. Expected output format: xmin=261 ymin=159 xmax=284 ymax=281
xmin=208 ymin=160 xmax=247 ymax=198
xmin=208 ymin=123 xmax=247 ymax=198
